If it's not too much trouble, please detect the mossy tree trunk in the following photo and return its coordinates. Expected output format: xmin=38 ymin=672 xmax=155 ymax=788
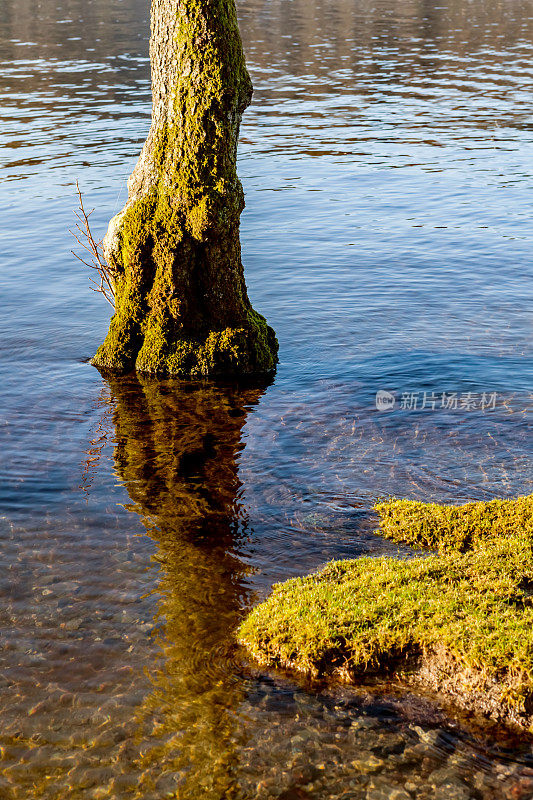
xmin=92 ymin=0 xmax=278 ymax=377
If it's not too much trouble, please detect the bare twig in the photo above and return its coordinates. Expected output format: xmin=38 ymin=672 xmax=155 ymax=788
xmin=70 ymin=181 xmax=115 ymax=307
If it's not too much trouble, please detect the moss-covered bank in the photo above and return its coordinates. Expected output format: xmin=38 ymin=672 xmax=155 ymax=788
xmin=238 ymin=495 xmax=533 ymax=731
xmin=92 ymin=0 xmax=278 ymax=377
xmin=375 ymin=495 xmax=533 ymax=553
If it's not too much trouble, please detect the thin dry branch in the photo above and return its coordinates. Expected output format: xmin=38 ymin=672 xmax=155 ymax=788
xmin=70 ymin=181 xmax=115 ymax=307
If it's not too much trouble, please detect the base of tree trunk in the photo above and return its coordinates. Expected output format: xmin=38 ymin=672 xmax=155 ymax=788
xmin=91 ymin=307 xmax=278 ymax=378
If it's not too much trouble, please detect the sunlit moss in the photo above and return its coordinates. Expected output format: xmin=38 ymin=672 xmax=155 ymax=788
xmin=375 ymin=495 xmax=533 ymax=552
xmin=239 ymin=495 xmax=533 ymax=730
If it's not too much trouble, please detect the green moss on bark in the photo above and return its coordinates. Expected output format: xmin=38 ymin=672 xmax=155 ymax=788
xmin=92 ymin=0 xmax=278 ymax=377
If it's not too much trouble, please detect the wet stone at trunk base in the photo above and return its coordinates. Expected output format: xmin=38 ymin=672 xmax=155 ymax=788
xmin=91 ymin=0 xmax=278 ymax=377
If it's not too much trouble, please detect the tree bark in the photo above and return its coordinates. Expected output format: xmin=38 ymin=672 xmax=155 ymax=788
xmin=92 ymin=0 xmax=278 ymax=377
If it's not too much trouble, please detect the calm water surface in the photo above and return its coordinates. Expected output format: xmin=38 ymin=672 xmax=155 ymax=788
xmin=0 ymin=0 xmax=532 ymax=797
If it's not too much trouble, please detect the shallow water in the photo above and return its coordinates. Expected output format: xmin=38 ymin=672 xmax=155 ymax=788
xmin=0 ymin=0 xmax=532 ymax=797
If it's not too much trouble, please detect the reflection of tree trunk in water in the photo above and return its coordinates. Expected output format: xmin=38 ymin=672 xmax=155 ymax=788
xmin=105 ymin=373 xmax=268 ymax=799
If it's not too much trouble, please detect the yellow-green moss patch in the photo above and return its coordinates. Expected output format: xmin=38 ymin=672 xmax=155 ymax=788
xmin=375 ymin=495 xmax=533 ymax=553
xmin=238 ymin=495 xmax=533 ymax=729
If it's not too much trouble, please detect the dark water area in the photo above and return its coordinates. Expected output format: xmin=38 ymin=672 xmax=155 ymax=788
xmin=0 ymin=0 xmax=532 ymax=797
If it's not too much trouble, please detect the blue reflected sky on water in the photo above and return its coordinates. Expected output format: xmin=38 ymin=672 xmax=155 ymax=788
xmin=0 ymin=0 xmax=532 ymax=586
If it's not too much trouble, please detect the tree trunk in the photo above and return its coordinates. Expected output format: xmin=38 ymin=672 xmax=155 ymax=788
xmin=92 ymin=0 xmax=278 ymax=377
